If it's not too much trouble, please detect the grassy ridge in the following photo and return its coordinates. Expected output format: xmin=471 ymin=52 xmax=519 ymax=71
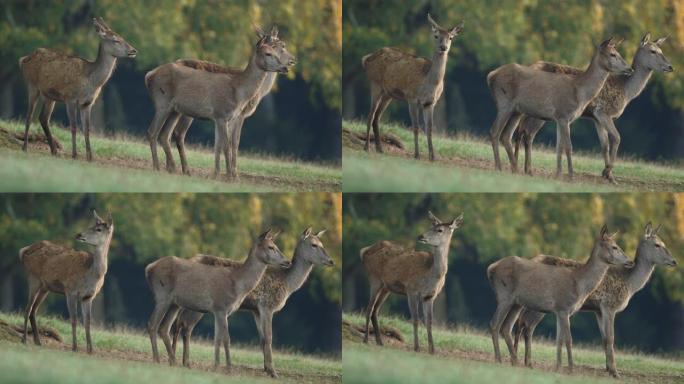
xmin=343 ymin=120 xmax=684 ymax=192
xmin=0 ymin=119 xmax=340 ymax=192
xmin=0 ymin=312 xmax=340 ymax=384
xmin=343 ymin=312 xmax=684 ymax=384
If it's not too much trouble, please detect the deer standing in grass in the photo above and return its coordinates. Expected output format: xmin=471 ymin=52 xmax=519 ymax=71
xmin=487 ymin=225 xmax=632 ymax=372
xmin=19 ymin=18 xmax=137 ymax=161
xmin=144 ymin=27 xmax=294 ymax=179
xmin=487 ymin=38 xmax=633 ymax=179
xmin=361 ymin=211 xmax=463 ymax=354
xmin=168 ymin=227 xmax=333 ymax=378
xmin=513 ymin=223 xmax=677 ymax=378
xmin=163 ymin=26 xmax=295 ymax=177
xmin=20 ymin=210 xmax=114 ymax=354
xmin=362 ymin=14 xmax=463 ymax=161
xmin=145 ymin=229 xmax=291 ymax=370
xmin=513 ymin=33 xmax=674 ymax=182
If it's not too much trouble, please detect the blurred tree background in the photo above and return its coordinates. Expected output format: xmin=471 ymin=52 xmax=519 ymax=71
xmin=343 ymin=193 xmax=684 ymax=354
xmin=343 ymin=0 xmax=684 ymax=161
xmin=0 ymin=193 xmax=342 ymax=356
xmin=0 ymin=0 xmax=341 ymax=163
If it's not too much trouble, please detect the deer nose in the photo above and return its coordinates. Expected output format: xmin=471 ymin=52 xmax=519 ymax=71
xmin=288 ymin=58 xmax=297 ymax=66
xmin=440 ymin=45 xmax=447 ymax=52
xmin=666 ymin=65 xmax=674 ymax=72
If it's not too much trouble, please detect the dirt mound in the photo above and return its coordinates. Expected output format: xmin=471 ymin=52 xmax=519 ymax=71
xmin=342 ymin=320 xmax=404 ymax=345
xmin=0 ymin=126 xmax=63 ymax=150
xmin=0 ymin=319 xmax=63 ymax=344
xmin=342 ymin=128 xmax=405 ymax=154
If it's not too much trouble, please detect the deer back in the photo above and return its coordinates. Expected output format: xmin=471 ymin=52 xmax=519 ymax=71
xmin=20 ymin=240 xmax=93 ymax=292
xmin=362 ymin=241 xmax=434 ymax=290
xmin=20 ymin=48 xmax=90 ymax=101
xmin=363 ymin=47 xmax=431 ymax=100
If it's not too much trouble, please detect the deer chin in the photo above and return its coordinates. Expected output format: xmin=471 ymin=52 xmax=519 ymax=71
xmin=277 ymin=67 xmax=289 ymax=74
xmin=75 ymin=234 xmax=86 ymax=242
xmin=323 ymin=259 xmax=335 ymax=267
xmin=278 ymin=260 xmax=292 ymax=269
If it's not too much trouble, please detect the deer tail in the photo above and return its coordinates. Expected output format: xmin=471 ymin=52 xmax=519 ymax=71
xmin=486 ymin=261 xmax=498 ymax=285
xmin=144 ymin=262 xmax=156 ymax=288
xmin=486 ymin=68 xmax=498 ymax=91
xmin=359 ymin=244 xmax=374 ymax=262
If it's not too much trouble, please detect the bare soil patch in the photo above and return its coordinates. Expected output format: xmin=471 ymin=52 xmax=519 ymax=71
xmin=343 ymin=129 xmax=406 ymax=155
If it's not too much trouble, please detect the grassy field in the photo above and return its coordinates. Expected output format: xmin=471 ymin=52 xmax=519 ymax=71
xmin=0 ymin=119 xmax=340 ymax=192
xmin=343 ymin=120 xmax=684 ymax=192
xmin=343 ymin=312 xmax=683 ymax=384
xmin=0 ymin=312 xmax=340 ymax=384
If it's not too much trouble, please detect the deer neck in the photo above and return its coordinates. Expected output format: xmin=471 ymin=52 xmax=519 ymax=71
xmin=88 ymin=43 xmax=118 ymax=89
xmin=626 ymin=243 xmax=656 ymax=293
xmin=429 ymin=240 xmax=452 ymax=279
xmin=573 ymin=243 xmax=610 ymax=296
xmin=622 ymin=61 xmax=653 ymax=102
xmin=284 ymin=243 xmax=315 ymax=293
xmin=424 ymin=50 xmax=448 ymax=89
xmin=235 ymin=245 xmax=268 ymax=295
xmin=90 ymin=232 xmax=113 ymax=276
xmin=574 ymin=53 xmax=610 ymax=104
xmin=235 ymin=52 xmax=269 ymax=102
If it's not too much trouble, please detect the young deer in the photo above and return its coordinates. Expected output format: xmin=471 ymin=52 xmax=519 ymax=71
xmin=164 ymin=26 xmax=295 ymax=178
xmin=362 ymin=14 xmax=463 ymax=161
xmin=513 ymin=34 xmax=673 ymax=182
xmin=20 ymin=210 xmax=114 ymax=353
xmin=144 ymin=28 xmax=294 ymax=179
xmin=487 ymin=225 xmax=632 ymax=372
xmin=169 ymin=227 xmax=333 ymax=378
xmin=361 ymin=211 xmax=463 ymax=354
xmin=145 ymin=228 xmax=291 ymax=370
xmin=19 ymin=18 xmax=137 ymax=161
xmin=487 ymin=38 xmax=632 ymax=179
xmin=513 ymin=223 xmax=677 ymax=377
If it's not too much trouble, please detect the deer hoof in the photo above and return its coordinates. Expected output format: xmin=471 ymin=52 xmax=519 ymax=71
xmin=265 ymin=368 xmax=278 ymax=378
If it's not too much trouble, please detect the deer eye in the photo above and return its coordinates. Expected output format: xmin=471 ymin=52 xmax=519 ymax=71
xmin=612 ymin=245 xmax=618 ymax=250
xmin=269 ymin=246 xmax=275 ymax=250
xmin=610 ymin=53 xmax=617 ymax=57
xmin=96 ymin=228 xmax=102 ymax=232
xmin=311 ymin=243 xmax=318 ymax=248
xmin=650 ymin=50 xmax=657 ymax=54
xmin=437 ymin=229 xmax=443 ymax=233
xmin=265 ymin=53 xmax=273 ymax=57
xmin=655 ymin=243 xmax=661 ymax=248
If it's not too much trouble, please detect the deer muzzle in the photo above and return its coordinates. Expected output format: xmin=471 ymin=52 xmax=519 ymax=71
xmin=279 ymin=260 xmax=292 ymax=269
xmin=127 ymin=48 xmax=138 ymax=58
xmin=75 ymin=233 xmax=86 ymax=242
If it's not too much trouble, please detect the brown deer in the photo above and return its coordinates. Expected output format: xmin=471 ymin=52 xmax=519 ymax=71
xmin=487 ymin=225 xmax=632 ymax=372
xmin=144 ymin=27 xmax=294 ymax=179
xmin=487 ymin=38 xmax=632 ymax=179
xmin=362 ymin=14 xmax=463 ymax=161
xmin=361 ymin=211 xmax=463 ymax=354
xmin=20 ymin=210 xmax=114 ymax=354
xmin=512 ymin=33 xmax=673 ymax=182
xmin=168 ymin=227 xmax=333 ymax=378
xmin=513 ymin=222 xmax=677 ymax=377
xmin=19 ymin=18 xmax=137 ymax=161
xmin=144 ymin=228 xmax=290 ymax=370
xmin=162 ymin=26 xmax=295 ymax=178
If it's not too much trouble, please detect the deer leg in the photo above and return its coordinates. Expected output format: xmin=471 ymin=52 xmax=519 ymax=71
xmin=596 ymin=113 xmax=619 ymax=183
xmin=557 ymin=120 xmax=573 ymax=179
xmin=170 ymin=317 xmax=180 ymax=358
xmin=80 ymin=104 xmax=94 ymax=162
xmin=148 ymin=300 xmax=172 ymax=363
xmin=372 ymin=95 xmax=392 ymax=154
xmin=523 ymin=312 xmax=544 ymax=368
xmin=160 ymin=304 xmax=181 ymax=365
xmin=490 ymin=299 xmax=513 ymax=364
xmin=423 ymin=105 xmax=437 ymax=161
xmin=422 ymin=298 xmax=435 ymax=354
xmin=408 ymin=102 xmax=421 ymax=159
xmin=81 ymin=298 xmax=94 ymax=354
xmin=65 ymin=102 xmax=78 ymax=159
xmin=159 ymin=111 xmax=180 ymax=173
xmin=372 ymin=289 xmax=390 ymax=346
xmin=173 ymin=116 xmax=194 ymax=176
xmin=501 ymin=304 xmax=523 ymax=365
xmin=222 ymin=122 xmax=235 ymax=180
xmin=364 ymin=281 xmax=383 ymax=344
xmin=407 ymin=293 xmax=420 ymax=352
xmin=65 ymin=293 xmax=79 ymax=352
xmin=228 ymin=117 xmax=245 ymax=180
xmin=603 ymin=311 xmax=619 ymax=378
xmin=22 ymin=281 xmax=42 ymax=345
xmin=147 ymin=107 xmax=172 ymax=171
xmin=489 ymin=109 xmax=513 ymax=171
xmin=38 ymin=99 xmax=57 ymax=155
xmin=211 ymin=119 xmax=230 ymax=179
xmin=521 ymin=118 xmax=545 ymax=175
xmin=224 ymin=317 xmax=232 ymax=371
xmin=260 ymin=312 xmax=277 ymax=378
xmin=29 ymin=289 xmax=48 ymax=346
xmin=365 ymin=90 xmax=384 ymax=152
xmin=182 ymin=320 xmax=196 ymax=368
xmin=501 ymin=112 xmax=523 ymax=173
xmin=22 ymin=86 xmax=39 ymax=152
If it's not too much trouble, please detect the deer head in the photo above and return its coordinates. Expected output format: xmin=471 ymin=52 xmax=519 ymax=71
xmin=254 ymin=228 xmax=291 ymax=268
xmin=597 ymin=37 xmax=632 ymax=75
xmin=417 ymin=211 xmax=464 ymax=247
xmin=635 ymin=33 xmax=674 ymax=73
xmin=427 ymin=13 xmax=463 ymax=54
xmin=596 ymin=225 xmax=633 ymax=267
xmin=254 ymin=24 xmax=295 ymax=74
xmin=93 ymin=17 xmax=137 ymax=59
xmin=641 ymin=222 xmax=677 ymax=267
xmin=297 ymin=227 xmax=334 ymax=267
xmin=76 ymin=210 xmax=114 ymax=246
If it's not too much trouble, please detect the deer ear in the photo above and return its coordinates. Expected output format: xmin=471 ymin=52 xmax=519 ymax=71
xmin=641 ymin=32 xmax=651 ymax=46
xmin=259 ymin=228 xmax=272 ymax=240
xmin=93 ymin=209 xmax=103 ymax=223
xmin=427 ymin=13 xmax=440 ymax=33
xmin=254 ymin=24 xmax=267 ymax=39
xmin=614 ymin=38 xmax=624 ymax=47
xmin=270 ymin=25 xmax=279 ymax=38
xmin=450 ymin=213 xmax=464 ymax=228
xmin=271 ymin=229 xmax=281 ymax=239
xmin=450 ymin=20 xmax=464 ymax=36
xmin=93 ymin=19 xmax=108 ymax=37
xmin=428 ymin=210 xmax=442 ymax=225
xmin=600 ymin=37 xmax=614 ymax=49
xmin=644 ymin=222 xmax=653 ymax=236
xmin=654 ymin=223 xmax=663 ymax=235
xmin=315 ymin=229 xmax=327 ymax=238
xmin=106 ymin=212 xmax=113 ymax=227
xmin=599 ymin=224 xmax=608 ymax=239
xmin=654 ymin=36 xmax=668 ymax=46
xmin=301 ymin=227 xmax=313 ymax=240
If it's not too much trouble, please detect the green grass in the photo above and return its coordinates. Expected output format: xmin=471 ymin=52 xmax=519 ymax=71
xmin=343 ymin=120 xmax=684 ymax=192
xmin=343 ymin=312 xmax=684 ymax=384
xmin=0 ymin=119 xmax=340 ymax=192
xmin=0 ymin=312 xmax=340 ymax=384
